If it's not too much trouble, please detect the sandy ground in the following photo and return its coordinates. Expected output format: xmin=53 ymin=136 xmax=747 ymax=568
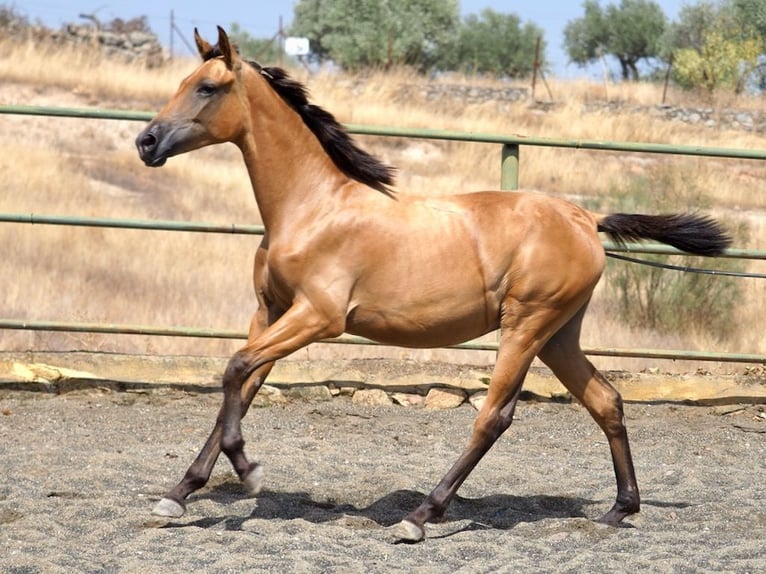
xmin=1 ymin=386 xmax=764 ymax=574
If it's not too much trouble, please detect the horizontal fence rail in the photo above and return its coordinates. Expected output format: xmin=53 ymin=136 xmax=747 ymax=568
xmin=5 ymin=103 xmax=766 ymax=160
xmin=1 ymin=212 xmax=764 ymax=261
xmin=2 ymin=104 xmax=765 ymax=365
xmin=0 ymin=212 xmax=265 ymax=236
xmin=1 ymin=318 xmax=765 ymax=365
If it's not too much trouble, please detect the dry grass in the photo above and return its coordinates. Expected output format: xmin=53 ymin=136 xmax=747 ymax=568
xmin=1 ymin=38 xmax=764 ymax=372
xmin=0 ymin=37 xmax=193 ymax=108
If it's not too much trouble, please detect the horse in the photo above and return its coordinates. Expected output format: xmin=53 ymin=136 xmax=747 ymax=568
xmin=135 ymin=27 xmax=731 ymax=542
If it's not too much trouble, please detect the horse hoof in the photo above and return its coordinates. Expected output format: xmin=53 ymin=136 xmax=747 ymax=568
xmin=152 ymin=497 xmax=185 ymax=518
xmin=390 ymin=520 xmax=425 ymax=543
xmin=243 ymin=463 xmax=264 ymax=495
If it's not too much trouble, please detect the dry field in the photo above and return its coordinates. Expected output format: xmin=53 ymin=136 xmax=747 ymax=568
xmin=1 ymin=37 xmax=764 ymax=374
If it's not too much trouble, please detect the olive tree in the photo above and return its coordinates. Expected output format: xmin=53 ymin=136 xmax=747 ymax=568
xmin=290 ymin=0 xmax=459 ymax=71
xmin=564 ymin=0 xmax=667 ymax=80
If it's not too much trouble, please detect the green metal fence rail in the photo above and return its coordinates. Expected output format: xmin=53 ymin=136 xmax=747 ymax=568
xmin=0 ymin=213 xmax=265 ymax=236
xmin=0 ymin=212 xmax=764 ymax=261
xmin=1 ymin=104 xmax=764 ymax=365
xmin=1 ymin=318 xmax=765 ymax=365
xmin=6 ymin=103 xmax=766 ymax=188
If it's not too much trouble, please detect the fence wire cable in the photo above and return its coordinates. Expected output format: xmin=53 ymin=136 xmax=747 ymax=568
xmin=605 ymin=252 xmax=766 ymax=278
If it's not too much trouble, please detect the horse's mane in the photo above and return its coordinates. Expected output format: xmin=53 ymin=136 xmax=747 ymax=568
xmin=201 ymin=45 xmax=396 ymax=194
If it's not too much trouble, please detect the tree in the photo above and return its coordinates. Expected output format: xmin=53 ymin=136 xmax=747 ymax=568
xmin=731 ymin=0 xmax=766 ymax=88
xmin=564 ymin=0 xmax=667 ymax=80
xmin=290 ymin=0 xmax=459 ymax=71
xmin=606 ymin=0 xmax=667 ymax=79
xmin=563 ymin=0 xmax=610 ymax=69
xmin=227 ymin=22 xmax=282 ymax=62
xmin=291 ymin=0 xmax=334 ymax=63
xmin=733 ymin=0 xmax=766 ymax=42
xmin=667 ymin=1 xmax=762 ymax=93
xmin=441 ymin=9 xmax=545 ymax=77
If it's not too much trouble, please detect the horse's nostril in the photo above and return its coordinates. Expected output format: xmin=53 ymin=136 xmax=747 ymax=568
xmin=140 ymin=132 xmax=157 ymax=150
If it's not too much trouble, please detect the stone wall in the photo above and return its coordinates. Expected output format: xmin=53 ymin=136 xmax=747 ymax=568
xmin=398 ymin=83 xmax=529 ymax=105
xmin=400 ymin=82 xmax=766 ymax=133
xmin=3 ymin=351 xmax=764 ymax=405
xmin=28 ymin=23 xmax=164 ymax=68
xmin=583 ymin=101 xmax=766 ymax=133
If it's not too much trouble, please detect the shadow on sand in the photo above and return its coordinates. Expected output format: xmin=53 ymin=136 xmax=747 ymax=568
xmin=161 ymin=483 xmax=605 ymax=534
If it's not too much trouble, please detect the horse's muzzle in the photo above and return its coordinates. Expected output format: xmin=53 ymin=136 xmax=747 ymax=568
xmin=135 ymin=124 xmax=168 ymax=167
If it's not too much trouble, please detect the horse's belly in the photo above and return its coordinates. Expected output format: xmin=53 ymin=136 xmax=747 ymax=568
xmin=345 ymin=298 xmax=496 ymax=348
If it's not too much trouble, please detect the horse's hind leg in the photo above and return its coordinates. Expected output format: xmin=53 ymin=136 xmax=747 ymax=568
xmin=153 ymin=312 xmax=273 ymax=518
xmin=395 ymin=321 xmax=545 ymax=542
xmin=537 ymin=304 xmax=640 ymax=525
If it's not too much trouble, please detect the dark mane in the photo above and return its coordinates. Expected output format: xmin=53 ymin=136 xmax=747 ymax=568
xmin=200 ymin=46 xmax=396 ymax=194
xmin=254 ymin=64 xmax=396 ymax=194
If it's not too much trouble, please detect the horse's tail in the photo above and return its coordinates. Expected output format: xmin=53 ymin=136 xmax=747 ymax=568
xmin=596 ymin=213 xmax=731 ymax=256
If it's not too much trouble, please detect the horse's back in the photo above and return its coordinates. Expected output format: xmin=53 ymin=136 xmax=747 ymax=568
xmin=445 ymin=190 xmax=604 ymax=269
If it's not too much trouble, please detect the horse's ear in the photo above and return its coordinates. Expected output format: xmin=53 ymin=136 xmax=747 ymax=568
xmin=217 ymin=25 xmax=240 ymax=70
xmin=194 ymin=28 xmax=213 ymax=60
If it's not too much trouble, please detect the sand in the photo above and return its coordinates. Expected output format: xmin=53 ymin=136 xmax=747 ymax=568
xmin=1 ymin=387 xmax=764 ymax=573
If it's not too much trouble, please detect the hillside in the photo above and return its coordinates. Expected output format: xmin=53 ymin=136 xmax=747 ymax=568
xmin=1 ymin=37 xmax=764 ymax=373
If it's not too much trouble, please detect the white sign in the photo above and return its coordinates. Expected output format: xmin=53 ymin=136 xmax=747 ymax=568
xmin=285 ymin=37 xmax=310 ymax=57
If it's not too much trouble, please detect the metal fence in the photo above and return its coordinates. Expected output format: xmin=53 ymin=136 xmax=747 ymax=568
xmin=1 ymin=104 xmax=764 ymax=365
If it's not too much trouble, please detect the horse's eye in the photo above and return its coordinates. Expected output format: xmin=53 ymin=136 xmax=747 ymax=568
xmin=197 ymin=83 xmax=217 ymax=97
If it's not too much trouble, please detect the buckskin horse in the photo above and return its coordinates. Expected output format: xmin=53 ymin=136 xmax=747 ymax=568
xmin=135 ymin=27 xmax=731 ymax=542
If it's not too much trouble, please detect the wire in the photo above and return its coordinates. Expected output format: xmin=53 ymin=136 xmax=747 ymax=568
xmin=605 ymin=252 xmax=766 ymax=279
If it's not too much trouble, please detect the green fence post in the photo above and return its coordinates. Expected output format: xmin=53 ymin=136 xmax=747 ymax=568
xmin=501 ymin=143 xmax=519 ymax=190
xmin=496 ymin=143 xmax=520 ymax=353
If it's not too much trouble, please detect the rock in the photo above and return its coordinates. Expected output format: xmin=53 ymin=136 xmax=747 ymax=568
xmin=351 ymin=388 xmax=392 ymax=406
xmin=283 ymin=384 xmax=333 ymax=402
xmin=253 ymin=384 xmax=287 ymax=406
xmin=391 ymin=393 xmax=424 ymax=407
xmin=425 ymin=387 xmax=466 ymax=409
xmin=327 ymin=383 xmax=358 ymax=397
xmin=469 ymin=391 xmax=487 ymax=411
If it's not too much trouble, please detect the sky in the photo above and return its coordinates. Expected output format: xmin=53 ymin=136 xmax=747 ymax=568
xmin=19 ymin=1 xmax=688 ymax=79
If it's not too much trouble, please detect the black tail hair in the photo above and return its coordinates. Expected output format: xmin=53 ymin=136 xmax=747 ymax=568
xmin=597 ymin=213 xmax=732 ymax=256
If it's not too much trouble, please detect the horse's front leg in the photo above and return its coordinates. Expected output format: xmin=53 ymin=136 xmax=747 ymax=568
xmin=217 ymin=299 xmax=344 ymax=496
xmin=153 ymin=312 xmax=273 ymax=518
xmin=153 ymin=365 xmax=272 ymax=517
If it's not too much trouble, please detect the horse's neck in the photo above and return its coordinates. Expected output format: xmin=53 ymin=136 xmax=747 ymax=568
xmin=238 ymin=79 xmax=346 ymax=232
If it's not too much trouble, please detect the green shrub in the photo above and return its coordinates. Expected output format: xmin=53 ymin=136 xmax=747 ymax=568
xmin=602 ymin=167 xmax=746 ymax=341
